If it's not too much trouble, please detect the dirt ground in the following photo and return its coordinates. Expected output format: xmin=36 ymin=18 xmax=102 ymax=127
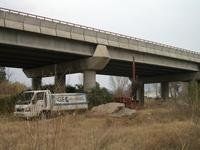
xmin=0 ymin=101 xmax=199 ymax=150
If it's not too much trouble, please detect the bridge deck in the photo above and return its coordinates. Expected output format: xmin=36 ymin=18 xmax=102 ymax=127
xmin=0 ymin=7 xmax=200 ymax=63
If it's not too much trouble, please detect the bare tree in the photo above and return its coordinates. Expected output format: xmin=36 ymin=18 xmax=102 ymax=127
xmin=145 ymin=84 xmax=152 ymax=98
xmin=110 ymin=76 xmax=131 ymax=97
xmin=153 ymin=83 xmax=160 ymax=98
xmin=169 ymin=82 xmax=181 ymax=98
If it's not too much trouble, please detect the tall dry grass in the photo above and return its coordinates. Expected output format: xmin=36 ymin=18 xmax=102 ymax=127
xmin=0 ymin=101 xmax=199 ymax=150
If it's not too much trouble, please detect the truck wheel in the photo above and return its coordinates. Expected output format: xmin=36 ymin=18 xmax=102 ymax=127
xmin=39 ymin=112 xmax=46 ymax=120
xmin=46 ymin=111 xmax=51 ymax=119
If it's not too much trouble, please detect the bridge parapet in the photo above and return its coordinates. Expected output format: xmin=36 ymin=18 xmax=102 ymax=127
xmin=0 ymin=7 xmax=200 ymax=63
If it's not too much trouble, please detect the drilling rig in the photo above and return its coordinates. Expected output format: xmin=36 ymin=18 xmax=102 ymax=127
xmin=114 ymin=56 xmax=140 ymax=109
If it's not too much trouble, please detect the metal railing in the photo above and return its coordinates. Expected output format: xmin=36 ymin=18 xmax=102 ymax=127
xmin=0 ymin=7 xmax=199 ymax=56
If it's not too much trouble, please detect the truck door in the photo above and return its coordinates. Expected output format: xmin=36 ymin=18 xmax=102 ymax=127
xmin=32 ymin=92 xmax=45 ymax=116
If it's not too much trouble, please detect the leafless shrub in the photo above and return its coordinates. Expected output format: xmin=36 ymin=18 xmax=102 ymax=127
xmin=0 ymin=81 xmax=26 ymax=98
xmin=110 ymin=76 xmax=131 ymax=97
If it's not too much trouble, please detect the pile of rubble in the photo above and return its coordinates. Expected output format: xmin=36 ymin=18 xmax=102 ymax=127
xmin=91 ymin=102 xmax=136 ymax=117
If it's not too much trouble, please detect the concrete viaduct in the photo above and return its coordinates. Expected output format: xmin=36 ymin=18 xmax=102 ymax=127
xmin=0 ymin=7 xmax=200 ymax=103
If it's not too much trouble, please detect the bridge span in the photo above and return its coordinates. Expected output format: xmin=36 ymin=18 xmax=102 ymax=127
xmin=0 ymin=7 xmax=200 ymax=102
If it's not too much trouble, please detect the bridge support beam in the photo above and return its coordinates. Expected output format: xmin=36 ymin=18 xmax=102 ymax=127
xmin=83 ymin=70 xmax=96 ymax=92
xmin=136 ymin=82 xmax=144 ymax=105
xmin=161 ymin=82 xmax=169 ymax=100
xmin=55 ymin=73 xmax=66 ymax=93
xmin=32 ymin=77 xmax=42 ymax=90
xmin=24 ymin=44 xmax=110 ymax=78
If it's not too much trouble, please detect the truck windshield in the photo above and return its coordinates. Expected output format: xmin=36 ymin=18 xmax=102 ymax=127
xmin=16 ymin=92 xmax=34 ymax=105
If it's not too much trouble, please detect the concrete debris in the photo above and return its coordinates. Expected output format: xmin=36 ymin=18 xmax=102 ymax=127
xmin=91 ymin=102 xmax=125 ymax=114
xmin=91 ymin=102 xmax=136 ymax=117
xmin=111 ymin=107 xmax=136 ymax=117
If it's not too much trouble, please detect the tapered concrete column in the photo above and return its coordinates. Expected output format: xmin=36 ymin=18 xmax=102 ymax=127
xmin=136 ymin=82 xmax=144 ymax=105
xmin=161 ymin=82 xmax=169 ymax=100
xmin=55 ymin=73 xmax=66 ymax=93
xmin=32 ymin=77 xmax=42 ymax=90
xmin=188 ymin=80 xmax=200 ymax=101
xmin=83 ymin=70 xmax=96 ymax=92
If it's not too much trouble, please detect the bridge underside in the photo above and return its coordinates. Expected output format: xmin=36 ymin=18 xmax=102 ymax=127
xmin=0 ymin=33 xmax=198 ymax=106
xmin=0 ymin=44 xmax=87 ymax=69
xmin=99 ymin=60 xmax=193 ymax=77
xmin=0 ymin=43 xmax=194 ymax=78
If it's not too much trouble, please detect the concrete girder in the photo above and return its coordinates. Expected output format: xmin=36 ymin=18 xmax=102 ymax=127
xmin=108 ymin=47 xmax=199 ymax=71
xmin=0 ymin=28 xmax=94 ymax=56
xmin=140 ymin=72 xmax=200 ymax=83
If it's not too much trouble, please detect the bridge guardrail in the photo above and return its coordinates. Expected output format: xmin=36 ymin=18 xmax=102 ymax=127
xmin=0 ymin=7 xmax=199 ymax=59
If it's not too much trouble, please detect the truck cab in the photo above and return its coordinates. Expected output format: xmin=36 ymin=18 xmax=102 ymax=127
xmin=14 ymin=90 xmax=51 ymax=118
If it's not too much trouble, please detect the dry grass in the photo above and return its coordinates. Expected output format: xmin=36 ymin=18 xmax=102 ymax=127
xmin=0 ymin=101 xmax=199 ymax=150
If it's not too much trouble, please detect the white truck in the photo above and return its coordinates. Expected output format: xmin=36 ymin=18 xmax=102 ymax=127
xmin=14 ymin=90 xmax=88 ymax=119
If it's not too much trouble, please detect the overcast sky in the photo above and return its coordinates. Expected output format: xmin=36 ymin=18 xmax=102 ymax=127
xmin=1 ymin=0 xmax=200 ymax=88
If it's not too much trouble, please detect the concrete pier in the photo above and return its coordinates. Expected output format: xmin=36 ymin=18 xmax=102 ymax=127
xmin=55 ymin=73 xmax=66 ymax=93
xmin=161 ymin=82 xmax=169 ymax=100
xmin=188 ymin=80 xmax=200 ymax=101
xmin=136 ymin=82 xmax=144 ymax=105
xmin=83 ymin=70 xmax=96 ymax=92
xmin=32 ymin=77 xmax=42 ymax=90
